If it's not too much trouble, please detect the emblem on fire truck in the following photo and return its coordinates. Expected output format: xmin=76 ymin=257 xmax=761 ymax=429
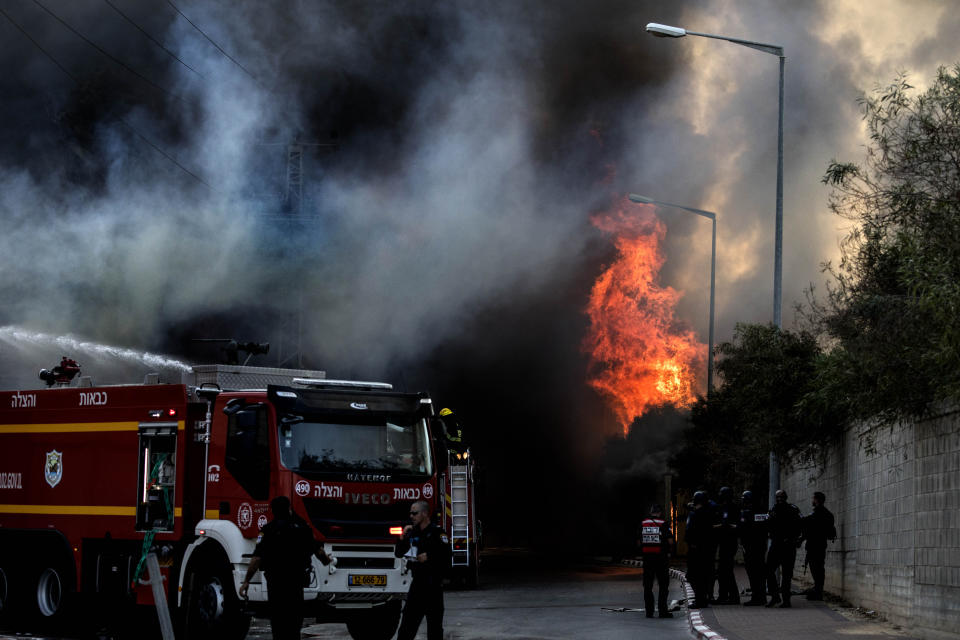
xmin=422 ymin=482 xmax=433 ymax=498
xmin=44 ymin=450 xmax=63 ymax=488
xmin=238 ymin=502 xmax=253 ymax=529
xmin=295 ymin=480 xmax=310 ymax=496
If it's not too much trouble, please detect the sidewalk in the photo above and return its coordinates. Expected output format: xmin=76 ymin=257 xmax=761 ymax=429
xmin=672 ymin=565 xmax=920 ymax=640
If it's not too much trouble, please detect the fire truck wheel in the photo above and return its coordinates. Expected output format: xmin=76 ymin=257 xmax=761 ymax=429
xmin=0 ymin=551 xmax=29 ymax=627
xmin=35 ymin=567 xmax=64 ymax=618
xmin=184 ymin=556 xmax=250 ymax=640
xmin=467 ymin=558 xmax=480 ymax=589
xmin=345 ymin=600 xmax=401 ymax=640
xmin=0 ymin=563 xmax=10 ymax=623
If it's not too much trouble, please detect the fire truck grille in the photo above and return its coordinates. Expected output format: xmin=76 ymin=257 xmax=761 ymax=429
xmin=333 ymin=557 xmax=397 ymax=569
xmin=303 ymin=499 xmax=409 ymax=540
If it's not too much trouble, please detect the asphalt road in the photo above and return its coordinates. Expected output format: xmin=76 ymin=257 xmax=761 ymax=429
xmin=266 ymin=549 xmax=690 ymax=640
xmin=2 ymin=550 xmax=690 ymax=640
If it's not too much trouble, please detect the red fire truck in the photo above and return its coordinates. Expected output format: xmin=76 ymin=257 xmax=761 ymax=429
xmin=0 ymin=363 xmax=464 ymax=640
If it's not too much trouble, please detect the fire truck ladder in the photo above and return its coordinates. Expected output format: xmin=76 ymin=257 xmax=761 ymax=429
xmin=449 ymin=464 xmax=471 ymax=567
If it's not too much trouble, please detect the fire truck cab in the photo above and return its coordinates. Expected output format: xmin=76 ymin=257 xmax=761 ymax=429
xmin=0 ymin=364 xmax=446 ymax=640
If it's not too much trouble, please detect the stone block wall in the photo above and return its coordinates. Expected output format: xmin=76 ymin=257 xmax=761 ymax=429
xmin=781 ymin=409 xmax=960 ymax=640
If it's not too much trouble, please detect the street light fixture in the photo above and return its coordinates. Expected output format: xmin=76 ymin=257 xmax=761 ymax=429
xmin=645 ymin=21 xmax=785 ymax=503
xmin=628 ymin=194 xmax=716 ymax=396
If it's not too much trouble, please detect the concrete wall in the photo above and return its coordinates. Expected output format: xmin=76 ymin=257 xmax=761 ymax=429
xmin=781 ymin=409 xmax=960 ymax=640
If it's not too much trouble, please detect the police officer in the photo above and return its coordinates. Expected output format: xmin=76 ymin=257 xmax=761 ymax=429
xmin=737 ymin=490 xmax=768 ymax=606
xmin=239 ymin=496 xmax=332 ymax=640
xmin=684 ymin=491 xmax=714 ymax=609
xmin=765 ymin=489 xmax=802 ymax=607
xmin=800 ymin=491 xmax=836 ymax=600
xmin=639 ymin=503 xmax=674 ymax=618
xmin=394 ymin=499 xmax=451 ymax=640
xmin=715 ymin=487 xmax=740 ymax=604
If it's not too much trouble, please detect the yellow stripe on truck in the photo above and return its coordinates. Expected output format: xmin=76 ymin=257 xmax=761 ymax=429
xmin=0 ymin=421 xmax=184 ymax=434
xmin=0 ymin=504 xmax=182 ymax=517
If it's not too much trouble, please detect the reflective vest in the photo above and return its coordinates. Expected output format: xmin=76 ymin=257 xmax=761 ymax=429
xmin=641 ymin=517 xmax=667 ymax=554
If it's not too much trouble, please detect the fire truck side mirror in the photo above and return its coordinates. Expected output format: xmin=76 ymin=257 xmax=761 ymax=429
xmin=223 ymin=398 xmax=246 ymax=416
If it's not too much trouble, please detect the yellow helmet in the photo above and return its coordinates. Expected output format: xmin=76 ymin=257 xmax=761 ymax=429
xmin=439 ymin=407 xmax=453 ymax=417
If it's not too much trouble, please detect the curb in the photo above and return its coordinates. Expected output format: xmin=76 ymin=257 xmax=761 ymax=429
xmin=669 ymin=569 xmax=728 ymax=640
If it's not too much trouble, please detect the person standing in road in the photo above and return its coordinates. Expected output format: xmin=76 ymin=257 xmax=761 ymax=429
xmin=765 ymin=489 xmax=803 ymax=608
xmin=685 ymin=491 xmax=714 ymax=609
xmin=639 ymin=503 xmax=674 ymax=618
xmin=394 ymin=500 xmax=451 ymax=640
xmin=239 ymin=496 xmax=332 ymax=640
xmin=737 ymin=490 xmax=768 ymax=606
xmin=715 ymin=487 xmax=740 ymax=604
xmin=800 ymin=491 xmax=836 ymax=600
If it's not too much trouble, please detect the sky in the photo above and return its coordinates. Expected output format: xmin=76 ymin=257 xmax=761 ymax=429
xmin=0 ymin=0 xmax=956 ymax=548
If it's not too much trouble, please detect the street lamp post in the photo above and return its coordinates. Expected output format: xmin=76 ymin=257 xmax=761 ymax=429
xmin=645 ymin=22 xmax=785 ymax=503
xmin=628 ymin=194 xmax=716 ymax=395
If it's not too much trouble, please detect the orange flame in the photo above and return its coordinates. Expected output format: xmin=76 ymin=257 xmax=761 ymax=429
xmin=583 ymin=197 xmax=705 ymax=435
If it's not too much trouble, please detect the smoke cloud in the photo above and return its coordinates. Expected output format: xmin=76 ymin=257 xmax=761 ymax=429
xmin=1 ymin=0 xmax=953 ymax=548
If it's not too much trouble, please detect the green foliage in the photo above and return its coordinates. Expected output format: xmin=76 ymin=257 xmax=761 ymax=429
xmin=813 ymin=65 xmax=960 ymax=423
xmin=672 ymin=323 xmax=846 ymax=495
xmin=672 ymin=65 xmax=960 ymax=493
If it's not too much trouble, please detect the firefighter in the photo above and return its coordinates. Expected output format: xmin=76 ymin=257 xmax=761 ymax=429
xmin=638 ymin=503 xmax=674 ymax=618
xmin=684 ymin=491 xmax=714 ymax=609
xmin=800 ymin=491 xmax=836 ymax=600
xmin=239 ymin=496 xmax=331 ymax=640
xmin=737 ymin=490 xmax=768 ymax=606
xmin=394 ymin=499 xmax=451 ymax=640
xmin=765 ymin=489 xmax=803 ymax=607
xmin=715 ymin=487 xmax=740 ymax=604
xmin=438 ymin=407 xmax=467 ymax=453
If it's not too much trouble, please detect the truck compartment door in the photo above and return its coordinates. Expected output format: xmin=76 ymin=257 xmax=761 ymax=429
xmin=136 ymin=423 xmax=178 ymax=532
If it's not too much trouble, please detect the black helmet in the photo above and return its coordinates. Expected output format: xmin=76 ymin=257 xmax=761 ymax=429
xmin=719 ymin=486 xmax=733 ymax=500
xmin=693 ymin=491 xmax=708 ymax=506
xmin=741 ymin=490 xmax=753 ymax=504
xmin=650 ymin=503 xmax=664 ymax=516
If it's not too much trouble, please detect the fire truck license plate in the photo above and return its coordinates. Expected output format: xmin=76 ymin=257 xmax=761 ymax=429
xmin=348 ymin=574 xmax=387 ymax=587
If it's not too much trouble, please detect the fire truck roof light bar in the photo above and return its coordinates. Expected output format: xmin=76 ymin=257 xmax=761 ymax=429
xmin=292 ymin=378 xmax=394 ymax=390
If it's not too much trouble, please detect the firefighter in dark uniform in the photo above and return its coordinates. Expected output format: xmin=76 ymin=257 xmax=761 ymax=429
xmin=394 ymin=499 xmax=451 ymax=640
xmin=438 ymin=407 xmax=467 ymax=454
xmin=715 ymin=487 xmax=740 ymax=604
xmin=800 ymin=491 xmax=836 ymax=600
xmin=684 ymin=491 xmax=714 ymax=609
xmin=737 ymin=490 xmax=768 ymax=605
xmin=239 ymin=496 xmax=331 ymax=640
xmin=765 ymin=489 xmax=803 ymax=607
xmin=639 ymin=503 xmax=674 ymax=618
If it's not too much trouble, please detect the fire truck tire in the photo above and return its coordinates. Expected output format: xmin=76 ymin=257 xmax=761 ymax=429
xmin=0 ymin=560 xmax=13 ymax=626
xmin=183 ymin=554 xmax=250 ymax=640
xmin=467 ymin=557 xmax=480 ymax=589
xmin=34 ymin=566 xmax=65 ymax=619
xmin=345 ymin=600 xmax=401 ymax=640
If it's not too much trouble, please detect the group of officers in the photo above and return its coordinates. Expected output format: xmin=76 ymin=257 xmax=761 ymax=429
xmin=640 ymin=487 xmax=836 ymax=616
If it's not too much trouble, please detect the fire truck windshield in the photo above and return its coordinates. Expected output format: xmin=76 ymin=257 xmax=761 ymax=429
xmin=278 ymin=414 xmax=433 ymax=477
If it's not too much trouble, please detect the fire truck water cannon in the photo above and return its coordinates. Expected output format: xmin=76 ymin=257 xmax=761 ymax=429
xmin=38 ymin=356 xmax=81 ymax=386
